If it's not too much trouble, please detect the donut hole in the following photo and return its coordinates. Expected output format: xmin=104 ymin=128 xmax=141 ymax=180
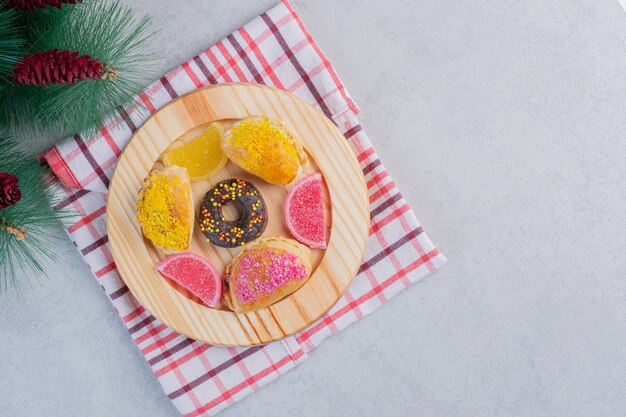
xmin=222 ymin=199 xmax=244 ymax=223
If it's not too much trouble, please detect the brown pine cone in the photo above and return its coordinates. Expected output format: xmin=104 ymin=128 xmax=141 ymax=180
xmin=12 ymin=49 xmax=105 ymax=86
xmin=0 ymin=173 xmax=21 ymax=211
xmin=7 ymin=0 xmax=82 ymax=11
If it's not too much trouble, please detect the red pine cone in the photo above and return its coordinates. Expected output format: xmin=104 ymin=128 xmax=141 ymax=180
xmin=0 ymin=173 xmax=21 ymax=211
xmin=12 ymin=49 xmax=105 ymax=86
xmin=7 ymin=0 xmax=82 ymax=12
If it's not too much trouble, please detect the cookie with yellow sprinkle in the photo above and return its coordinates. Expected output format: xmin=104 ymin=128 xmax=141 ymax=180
xmin=136 ymin=166 xmax=194 ymax=251
xmin=221 ymin=117 xmax=307 ymax=185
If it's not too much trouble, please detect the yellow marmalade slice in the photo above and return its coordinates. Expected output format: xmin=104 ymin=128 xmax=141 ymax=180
xmin=221 ymin=117 xmax=307 ymax=185
xmin=163 ymin=122 xmax=227 ymax=181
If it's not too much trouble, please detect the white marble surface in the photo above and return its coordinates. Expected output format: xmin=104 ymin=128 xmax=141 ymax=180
xmin=2 ymin=1 xmax=626 ymax=416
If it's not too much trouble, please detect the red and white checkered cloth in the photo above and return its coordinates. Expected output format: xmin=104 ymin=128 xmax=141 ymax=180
xmin=43 ymin=1 xmax=446 ymax=416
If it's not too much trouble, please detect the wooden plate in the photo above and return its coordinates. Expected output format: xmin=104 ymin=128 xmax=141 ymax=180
xmin=107 ymin=83 xmax=369 ymax=346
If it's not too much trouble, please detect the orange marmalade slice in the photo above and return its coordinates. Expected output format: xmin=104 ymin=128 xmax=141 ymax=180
xmin=163 ymin=122 xmax=227 ymax=181
xmin=221 ymin=117 xmax=307 ymax=185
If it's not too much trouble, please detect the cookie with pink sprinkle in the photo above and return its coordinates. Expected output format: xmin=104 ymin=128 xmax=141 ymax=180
xmin=224 ymin=236 xmax=312 ymax=313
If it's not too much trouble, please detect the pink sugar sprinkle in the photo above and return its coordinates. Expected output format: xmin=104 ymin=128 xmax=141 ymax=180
xmin=235 ymin=249 xmax=308 ymax=304
xmin=235 ymin=282 xmax=258 ymax=305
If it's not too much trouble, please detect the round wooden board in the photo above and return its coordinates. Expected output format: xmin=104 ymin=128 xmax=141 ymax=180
xmin=107 ymin=83 xmax=369 ymax=346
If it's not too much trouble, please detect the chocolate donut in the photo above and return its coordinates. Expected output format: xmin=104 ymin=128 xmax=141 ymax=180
xmin=199 ymin=178 xmax=268 ymax=248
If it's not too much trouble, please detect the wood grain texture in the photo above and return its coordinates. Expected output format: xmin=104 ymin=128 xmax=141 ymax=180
xmin=107 ymin=83 xmax=369 ymax=346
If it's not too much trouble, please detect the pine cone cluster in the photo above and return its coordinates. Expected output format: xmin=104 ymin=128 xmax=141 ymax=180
xmin=13 ymin=49 xmax=105 ymax=86
xmin=7 ymin=0 xmax=82 ymax=12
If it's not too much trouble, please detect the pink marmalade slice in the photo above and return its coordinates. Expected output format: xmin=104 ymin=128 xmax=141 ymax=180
xmin=284 ymin=172 xmax=327 ymax=249
xmin=156 ymin=252 xmax=222 ymax=308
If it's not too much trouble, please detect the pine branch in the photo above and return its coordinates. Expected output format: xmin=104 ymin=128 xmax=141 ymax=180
xmin=0 ymin=129 xmax=73 ymax=292
xmin=1 ymin=0 xmax=157 ymax=137
xmin=0 ymin=3 xmax=24 ymax=85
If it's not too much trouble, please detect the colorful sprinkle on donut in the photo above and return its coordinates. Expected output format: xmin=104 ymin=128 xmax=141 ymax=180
xmin=198 ymin=178 xmax=268 ymax=248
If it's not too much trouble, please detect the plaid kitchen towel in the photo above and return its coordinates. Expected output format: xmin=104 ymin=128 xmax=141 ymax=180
xmin=43 ymin=1 xmax=446 ymax=416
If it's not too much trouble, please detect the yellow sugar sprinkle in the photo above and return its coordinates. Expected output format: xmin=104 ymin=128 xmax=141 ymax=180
xmin=137 ymin=173 xmax=190 ymax=250
xmin=223 ymin=118 xmax=303 ymax=184
xmin=230 ymin=118 xmax=298 ymax=165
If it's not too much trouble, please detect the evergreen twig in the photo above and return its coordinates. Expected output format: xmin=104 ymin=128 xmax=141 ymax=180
xmin=1 ymin=0 xmax=157 ymax=137
xmin=0 ymin=2 xmax=23 ymax=85
xmin=0 ymin=129 xmax=74 ymax=292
